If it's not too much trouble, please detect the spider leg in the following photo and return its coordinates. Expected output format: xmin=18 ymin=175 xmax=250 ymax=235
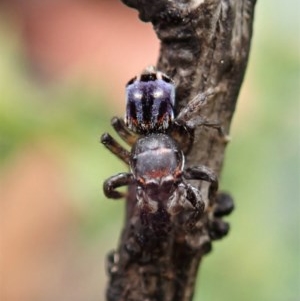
xmin=167 ymin=183 xmax=205 ymax=229
xmin=183 ymin=165 xmax=218 ymax=202
xmin=184 ymin=117 xmax=230 ymax=142
xmin=184 ymin=184 xmax=205 ymax=222
xmin=175 ymin=86 xmax=230 ymax=142
xmin=168 ymin=122 xmax=194 ymax=155
xmin=175 ymin=86 xmax=221 ymax=123
xmin=101 ymin=133 xmax=131 ymax=164
xmin=111 ymin=116 xmax=138 ymax=146
xmin=103 ymin=172 xmax=134 ymax=199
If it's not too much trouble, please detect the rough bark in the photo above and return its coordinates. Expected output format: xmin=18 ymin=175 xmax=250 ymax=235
xmin=106 ymin=1 xmax=256 ymax=300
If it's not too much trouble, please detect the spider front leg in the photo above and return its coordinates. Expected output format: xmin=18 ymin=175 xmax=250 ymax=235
xmin=168 ymin=183 xmax=205 ymax=230
xmin=183 ymin=184 xmax=205 ymax=226
xmin=103 ymin=172 xmax=134 ymax=199
xmin=183 ymin=165 xmax=218 ymax=204
xmin=111 ymin=117 xmax=139 ymax=146
xmin=101 ymin=133 xmax=131 ymax=164
xmin=183 ymin=168 xmax=234 ymax=242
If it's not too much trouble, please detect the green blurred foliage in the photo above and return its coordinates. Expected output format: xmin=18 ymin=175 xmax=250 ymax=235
xmin=0 ymin=1 xmax=299 ymax=300
xmin=0 ymin=27 xmax=125 ymax=245
xmin=196 ymin=2 xmax=300 ymax=301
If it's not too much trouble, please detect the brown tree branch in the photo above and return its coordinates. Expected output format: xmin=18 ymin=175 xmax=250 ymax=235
xmin=106 ymin=1 xmax=256 ymax=300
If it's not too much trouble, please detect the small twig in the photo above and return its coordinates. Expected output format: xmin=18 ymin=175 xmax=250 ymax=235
xmin=106 ymin=1 xmax=257 ymax=300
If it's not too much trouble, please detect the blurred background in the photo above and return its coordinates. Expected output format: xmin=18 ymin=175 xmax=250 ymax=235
xmin=0 ymin=1 xmax=299 ymax=301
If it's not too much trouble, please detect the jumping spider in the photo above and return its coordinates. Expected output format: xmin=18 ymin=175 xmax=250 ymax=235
xmin=101 ymin=67 xmax=230 ymax=219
